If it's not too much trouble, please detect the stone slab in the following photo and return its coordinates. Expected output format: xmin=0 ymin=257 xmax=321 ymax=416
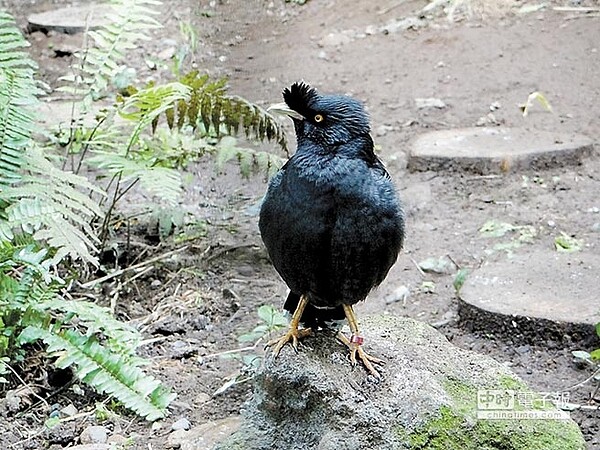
xmin=217 ymin=316 xmax=585 ymax=450
xmin=459 ymin=251 xmax=600 ymax=342
xmin=408 ymin=127 xmax=595 ymax=174
xmin=35 ymin=101 xmax=103 ymax=129
xmin=168 ymin=417 xmax=241 ymax=450
xmin=28 ymin=4 xmax=113 ymax=34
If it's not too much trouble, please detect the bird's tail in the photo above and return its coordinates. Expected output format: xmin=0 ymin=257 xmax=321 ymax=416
xmin=284 ymin=291 xmax=345 ymax=329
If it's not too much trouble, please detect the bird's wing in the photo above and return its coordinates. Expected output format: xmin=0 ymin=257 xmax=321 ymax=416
xmin=259 ymin=164 xmax=337 ymax=300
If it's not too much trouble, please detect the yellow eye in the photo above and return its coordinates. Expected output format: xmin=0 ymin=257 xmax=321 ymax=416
xmin=314 ymin=114 xmax=324 ymax=123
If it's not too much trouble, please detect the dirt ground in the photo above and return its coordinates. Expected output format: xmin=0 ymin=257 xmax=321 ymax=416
xmin=1 ymin=0 xmax=600 ymax=448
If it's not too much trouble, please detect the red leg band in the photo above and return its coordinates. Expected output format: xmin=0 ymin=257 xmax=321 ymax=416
xmin=350 ymin=335 xmax=364 ymax=345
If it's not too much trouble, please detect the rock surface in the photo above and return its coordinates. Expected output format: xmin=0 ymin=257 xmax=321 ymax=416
xmin=35 ymin=101 xmax=106 ymax=130
xmin=459 ymin=251 xmax=600 ymax=345
xmin=79 ymin=425 xmax=108 ymax=445
xmin=168 ymin=417 xmax=241 ymax=450
xmin=216 ymin=316 xmax=585 ymax=450
xmin=28 ymin=4 xmax=113 ymax=34
xmin=408 ymin=127 xmax=595 ymax=174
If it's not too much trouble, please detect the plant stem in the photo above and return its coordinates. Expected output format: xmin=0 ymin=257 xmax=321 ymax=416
xmin=114 ymin=178 xmax=140 ymax=204
xmin=75 ymin=114 xmax=108 ymax=175
xmin=80 ymin=245 xmax=188 ymax=288
xmin=99 ymin=171 xmax=123 ymax=248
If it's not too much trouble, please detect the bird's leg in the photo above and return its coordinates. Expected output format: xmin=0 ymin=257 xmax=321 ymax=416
xmin=337 ymin=304 xmax=384 ymax=378
xmin=265 ymin=295 xmax=311 ymax=356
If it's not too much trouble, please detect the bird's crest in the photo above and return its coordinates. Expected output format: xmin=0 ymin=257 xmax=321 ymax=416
xmin=283 ymin=82 xmax=318 ymax=117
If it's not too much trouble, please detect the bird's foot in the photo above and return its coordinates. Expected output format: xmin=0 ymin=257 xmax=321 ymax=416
xmin=337 ymin=332 xmax=384 ymax=378
xmin=266 ymin=327 xmax=312 ymax=357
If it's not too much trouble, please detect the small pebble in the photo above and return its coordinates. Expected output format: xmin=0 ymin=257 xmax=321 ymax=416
xmin=236 ymin=265 xmax=254 ymax=277
xmin=195 ymin=392 xmax=211 ymax=405
xmin=385 ymin=285 xmax=410 ymax=305
xmin=170 ymin=340 xmax=197 ymax=359
xmin=414 ymin=97 xmax=446 ymax=109
xmin=375 ymin=124 xmax=393 ymax=137
xmin=364 ymin=25 xmax=377 ymax=35
xmin=171 ymin=417 xmax=191 ymax=431
xmin=80 ymin=425 xmax=108 ymax=444
xmin=108 ymin=434 xmax=128 ymax=445
xmin=60 ymin=404 xmax=78 ymax=417
xmin=515 ymin=345 xmax=531 ymax=355
xmin=157 ymin=47 xmax=176 ymax=60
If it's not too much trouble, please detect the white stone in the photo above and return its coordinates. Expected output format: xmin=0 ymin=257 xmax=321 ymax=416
xmin=460 ymin=251 xmax=600 ymax=327
xmin=408 ymin=127 xmax=595 ymax=173
xmin=28 ymin=4 xmax=113 ymax=34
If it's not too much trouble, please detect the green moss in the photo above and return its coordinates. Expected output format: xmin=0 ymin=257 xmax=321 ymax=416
xmin=499 ymin=374 xmax=529 ymax=391
xmin=213 ymin=432 xmax=247 ymax=450
xmin=408 ymin=406 xmax=471 ymax=449
xmin=443 ymin=377 xmax=478 ymax=413
xmin=401 ymin=376 xmax=586 ymax=450
xmin=405 ymin=405 xmax=585 ymax=450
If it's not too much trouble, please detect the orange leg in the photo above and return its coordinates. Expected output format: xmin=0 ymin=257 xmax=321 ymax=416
xmin=266 ymin=295 xmax=312 ymax=356
xmin=337 ymin=304 xmax=383 ymax=378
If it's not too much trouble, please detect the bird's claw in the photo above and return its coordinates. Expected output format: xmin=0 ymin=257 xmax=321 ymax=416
xmin=349 ymin=345 xmax=383 ymax=378
xmin=337 ymin=332 xmax=384 ymax=378
xmin=265 ymin=327 xmax=311 ymax=357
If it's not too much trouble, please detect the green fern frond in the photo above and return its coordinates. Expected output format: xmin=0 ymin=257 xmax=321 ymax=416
xmin=0 ymin=243 xmax=53 ymax=276
xmin=59 ymin=0 xmax=162 ymax=102
xmin=0 ymin=146 xmax=105 ymax=265
xmin=89 ymin=152 xmax=183 ymax=205
xmin=162 ymin=71 xmax=288 ymax=152
xmin=118 ymin=82 xmax=191 ymax=142
xmin=0 ymin=13 xmax=101 ymax=265
xmin=12 ymin=269 xmax=57 ymax=310
xmin=34 ymin=215 xmax=99 ymax=266
xmin=1 ymin=243 xmax=174 ymax=421
xmin=216 ymin=136 xmax=284 ymax=178
xmin=0 ymin=12 xmax=41 ymax=185
xmin=78 ymin=82 xmax=191 ymax=206
xmin=35 ymin=298 xmax=141 ymax=356
xmin=18 ymin=325 xmax=175 ymax=421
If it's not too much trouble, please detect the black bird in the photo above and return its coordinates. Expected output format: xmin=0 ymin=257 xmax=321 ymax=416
xmin=259 ymin=82 xmax=404 ymax=377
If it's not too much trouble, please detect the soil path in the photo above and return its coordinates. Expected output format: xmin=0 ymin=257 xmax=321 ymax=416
xmin=1 ymin=0 xmax=599 ymax=448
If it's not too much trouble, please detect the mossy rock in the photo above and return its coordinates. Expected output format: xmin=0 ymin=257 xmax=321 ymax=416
xmin=215 ymin=315 xmax=585 ymax=450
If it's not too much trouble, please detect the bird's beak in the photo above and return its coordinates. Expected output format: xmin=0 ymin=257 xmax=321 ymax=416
xmin=267 ymin=102 xmax=305 ymax=121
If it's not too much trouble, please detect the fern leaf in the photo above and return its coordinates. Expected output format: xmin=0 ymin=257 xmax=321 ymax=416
xmin=0 ymin=146 xmax=105 ymax=265
xmin=118 ymin=82 xmax=191 ymax=130
xmin=0 ymin=243 xmax=57 ymax=287
xmin=35 ymin=298 xmax=141 ymax=355
xmin=88 ymin=152 xmax=183 ymax=205
xmin=215 ymin=136 xmax=285 ymax=178
xmin=0 ymin=12 xmax=41 ymax=185
xmin=59 ymin=0 xmax=163 ymax=102
xmin=34 ymin=215 xmax=99 ymax=266
xmin=157 ymin=71 xmax=288 ymax=152
xmin=238 ymin=148 xmax=254 ymax=178
xmin=18 ymin=325 xmax=175 ymax=421
xmin=215 ymin=136 xmax=240 ymax=170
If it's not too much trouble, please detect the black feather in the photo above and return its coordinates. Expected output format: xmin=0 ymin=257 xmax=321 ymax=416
xmin=260 ymin=82 xmax=404 ymax=328
xmin=282 ymin=81 xmax=318 ymax=118
xmin=284 ymin=291 xmax=344 ymax=328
